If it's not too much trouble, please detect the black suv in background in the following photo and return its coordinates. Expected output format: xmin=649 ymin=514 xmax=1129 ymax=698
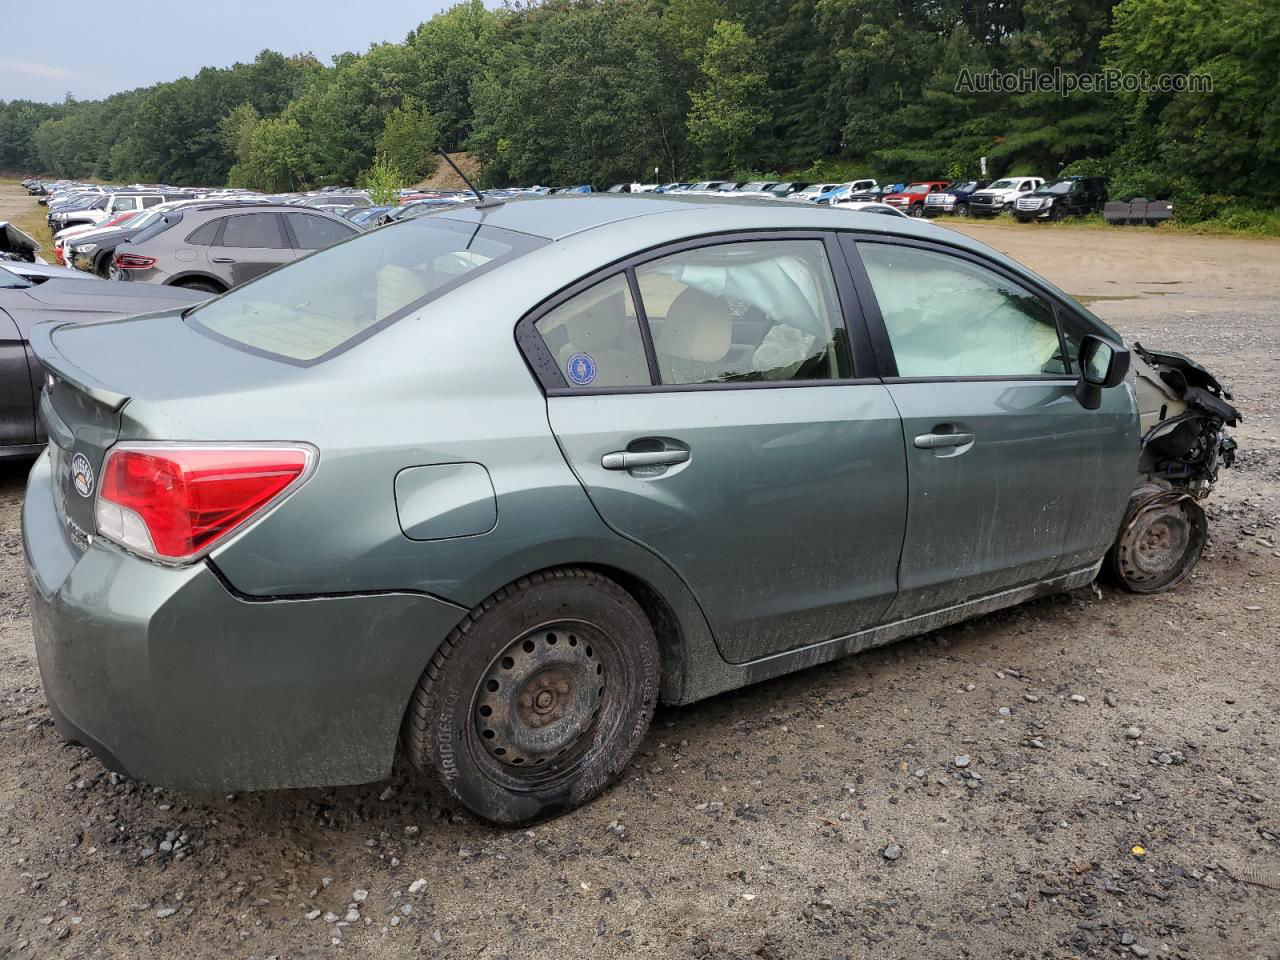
xmin=1013 ymin=176 xmax=1108 ymax=222
xmin=112 ymin=204 xmax=360 ymax=292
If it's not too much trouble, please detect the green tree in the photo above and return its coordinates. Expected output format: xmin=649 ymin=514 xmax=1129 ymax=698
xmin=686 ymin=20 xmax=771 ymax=172
xmin=362 ymin=153 xmax=406 ymax=204
xmin=377 ymin=98 xmax=439 ymax=182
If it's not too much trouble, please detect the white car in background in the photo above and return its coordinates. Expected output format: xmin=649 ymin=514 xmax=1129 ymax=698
xmin=967 ymin=177 xmax=1046 ymax=218
xmin=788 ymin=182 xmax=842 ymax=202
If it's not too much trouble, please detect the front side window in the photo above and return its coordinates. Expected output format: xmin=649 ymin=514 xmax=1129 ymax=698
xmin=636 ymin=239 xmax=851 ymax=385
xmin=218 ymin=213 xmax=287 ymax=249
xmin=858 ymin=243 xmax=1069 ymax=378
xmin=190 ymin=218 xmax=544 ymax=363
xmin=534 ymin=274 xmax=650 ymax=389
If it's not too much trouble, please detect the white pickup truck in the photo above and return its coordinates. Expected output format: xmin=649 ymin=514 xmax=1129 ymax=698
xmin=967 ymin=177 xmax=1045 ymax=218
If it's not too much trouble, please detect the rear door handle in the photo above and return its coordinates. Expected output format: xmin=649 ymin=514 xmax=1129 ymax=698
xmin=914 ymin=432 xmax=975 ymax=449
xmin=211 ymin=257 xmax=235 ymax=263
xmin=602 ymin=449 xmax=690 ymax=470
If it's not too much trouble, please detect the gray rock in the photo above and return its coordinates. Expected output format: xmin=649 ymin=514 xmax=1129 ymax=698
xmin=998 ymin=707 xmax=1012 ymax=717
xmin=156 ymin=908 xmax=177 ymax=919
xmin=954 ymin=755 xmax=971 ymax=768
xmin=1070 ymin=694 xmax=1087 ymax=703
xmin=305 ymin=910 xmax=321 ymax=921
xmin=343 ymin=908 xmax=360 ymax=923
xmin=1131 ymin=947 xmax=1150 ymax=958
xmin=353 ymin=889 xmax=369 ymax=903
xmin=1125 ymin=726 xmax=1143 ymax=740
xmin=882 ymin=843 xmax=902 ymax=861
xmin=1024 ymin=694 xmax=1041 ymax=703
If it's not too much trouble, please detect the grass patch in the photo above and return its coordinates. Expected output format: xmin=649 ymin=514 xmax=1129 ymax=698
xmin=1 ymin=181 xmax=55 ymax=257
xmin=1164 ymin=207 xmax=1280 ymax=239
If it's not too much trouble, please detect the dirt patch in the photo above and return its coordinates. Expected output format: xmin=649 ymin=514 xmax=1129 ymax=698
xmin=412 ymin=153 xmax=481 ymax=192
xmin=1 ymin=184 xmax=1277 ymax=959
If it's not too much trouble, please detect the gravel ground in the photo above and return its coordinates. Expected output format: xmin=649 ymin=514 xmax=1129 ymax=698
xmin=1 ymin=185 xmax=1277 ymax=959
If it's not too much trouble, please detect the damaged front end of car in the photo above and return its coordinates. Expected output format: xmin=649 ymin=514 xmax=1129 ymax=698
xmin=1109 ymin=343 xmax=1241 ymax=593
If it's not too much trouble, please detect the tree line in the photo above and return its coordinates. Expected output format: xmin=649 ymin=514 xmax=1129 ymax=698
xmin=2 ymin=0 xmax=1277 ymax=217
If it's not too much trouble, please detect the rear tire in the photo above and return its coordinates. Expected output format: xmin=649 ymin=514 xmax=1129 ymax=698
xmin=175 ymin=279 xmax=223 ymax=294
xmin=405 ymin=568 xmax=659 ymax=824
xmin=957 ymin=203 xmax=970 ymax=217
xmin=909 ymin=203 xmax=925 ymax=218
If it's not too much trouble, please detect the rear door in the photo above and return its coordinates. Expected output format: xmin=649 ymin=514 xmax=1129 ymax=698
xmin=208 ymin=212 xmax=293 ymax=287
xmin=844 ymin=236 xmax=1134 ymax=620
xmin=522 ymin=233 xmax=908 ymax=664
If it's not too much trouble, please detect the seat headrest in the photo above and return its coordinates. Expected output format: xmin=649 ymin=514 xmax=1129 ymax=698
xmin=659 ymin=287 xmax=731 ymax=362
xmin=565 ymin=290 xmax=627 ymax=349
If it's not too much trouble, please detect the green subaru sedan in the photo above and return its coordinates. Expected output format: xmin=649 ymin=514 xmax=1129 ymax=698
xmin=23 ymin=194 xmax=1238 ymax=823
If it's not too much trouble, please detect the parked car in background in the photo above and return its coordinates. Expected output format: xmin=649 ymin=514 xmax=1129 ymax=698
xmin=828 ymin=199 xmax=916 ymax=219
xmin=0 ymin=262 xmax=205 ymax=458
xmin=24 ymin=194 xmax=1237 ymax=826
xmin=49 ymin=192 xmax=175 ymax=232
xmin=1013 ymin=177 xmax=1108 ymax=222
xmin=881 ymin=181 xmax=950 ymax=216
xmin=790 ymin=182 xmax=842 ymax=202
xmin=344 ymin=205 xmax=395 ymax=226
xmin=112 ymin=204 xmax=360 ymax=293
xmin=764 ymin=182 xmax=810 ymax=198
xmin=923 ymin=180 xmax=990 ymax=217
xmin=54 ymin=211 xmax=143 ymax=267
xmin=816 ymin=180 xmax=879 ymax=204
xmin=301 ymin=193 xmax=370 ymax=211
xmin=967 ymin=177 xmax=1045 ymax=217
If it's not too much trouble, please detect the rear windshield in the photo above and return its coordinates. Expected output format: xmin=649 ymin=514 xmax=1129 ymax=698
xmin=187 ymin=217 xmax=546 ymax=363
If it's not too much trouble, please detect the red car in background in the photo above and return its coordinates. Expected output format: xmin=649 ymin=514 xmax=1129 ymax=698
xmin=881 ymin=181 xmax=951 ymax=217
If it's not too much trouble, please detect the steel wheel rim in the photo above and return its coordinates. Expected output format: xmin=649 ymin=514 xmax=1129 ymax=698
xmin=467 ymin=619 xmax=617 ymax=791
xmin=1116 ymin=493 xmax=1207 ymax=590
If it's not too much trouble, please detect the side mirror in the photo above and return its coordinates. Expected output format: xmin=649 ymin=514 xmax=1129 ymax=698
xmin=1074 ymin=335 xmax=1130 ymax=409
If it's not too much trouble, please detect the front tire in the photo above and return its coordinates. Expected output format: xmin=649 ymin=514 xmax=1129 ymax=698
xmin=1107 ymin=486 xmax=1208 ymax=593
xmin=909 ymin=203 xmax=925 ymax=218
xmin=405 ymin=568 xmax=659 ymax=824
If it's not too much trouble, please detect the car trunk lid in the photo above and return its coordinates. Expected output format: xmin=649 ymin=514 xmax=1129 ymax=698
xmin=29 ymin=311 xmax=303 ymax=543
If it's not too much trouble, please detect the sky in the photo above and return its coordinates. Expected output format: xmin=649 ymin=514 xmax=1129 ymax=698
xmin=0 ymin=0 xmax=458 ymax=104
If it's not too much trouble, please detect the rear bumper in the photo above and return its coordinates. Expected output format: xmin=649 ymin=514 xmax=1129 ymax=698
xmin=24 ymin=449 xmax=467 ymax=793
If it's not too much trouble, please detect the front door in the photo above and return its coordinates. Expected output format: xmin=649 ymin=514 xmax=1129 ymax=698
xmin=529 ymin=236 xmax=908 ymax=664
xmin=847 ymin=237 xmax=1127 ymax=620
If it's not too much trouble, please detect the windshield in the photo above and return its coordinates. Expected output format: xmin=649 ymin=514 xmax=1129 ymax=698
xmin=0 ymin=264 xmax=31 ymax=289
xmin=988 ymin=179 xmax=1017 ymax=190
xmin=953 ymin=182 xmax=979 ymax=192
xmin=189 ymin=218 xmax=546 ymax=363
xmin=905 ymin=184 xmax=931 ymax=194
xmin=1037 ymin=181 xmax=1073 ymax=195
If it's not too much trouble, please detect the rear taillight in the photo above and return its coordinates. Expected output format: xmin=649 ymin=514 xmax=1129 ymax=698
xmin=114 ymin=253 xmax=156 ymax=270
xmin=94 ymin=444 xmax=314 ymax=563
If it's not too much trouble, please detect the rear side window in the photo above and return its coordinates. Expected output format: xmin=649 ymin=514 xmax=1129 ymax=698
xmin=219 ymin=213 xmax=287 ymax=249
xmin=286 ymin=213 xmax=355 ymax=251
xmin=189 ymin=218 xmax=545 ymax=363
xmin=142 ymin=196 xmax=164 ymax=208
xmin=186 ymin=220 xmax=221 ymax=246
xmin=858 ymin=243 xmax=1069 ymax=377
xmin=534 ymin=275 xmax=650 ymax=389
xmin=636 ymin=239 xmax=850 ymax=384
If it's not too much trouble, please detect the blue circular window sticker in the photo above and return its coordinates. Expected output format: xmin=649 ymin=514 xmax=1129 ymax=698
xmin=566 ymin=352 xmax=597 ymax=386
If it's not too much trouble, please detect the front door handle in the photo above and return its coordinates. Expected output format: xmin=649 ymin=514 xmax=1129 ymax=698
xmin=914 ymin=432 xmax=975 ymax=449
xmin=211 ymin=257 xmax=235 ymax=263
xmin=602 ymin=448 xmax=690 ymax=470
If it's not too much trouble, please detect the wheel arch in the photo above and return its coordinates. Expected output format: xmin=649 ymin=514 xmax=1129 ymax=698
xmin=164 ymin=271 xmax=228 ymax=291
